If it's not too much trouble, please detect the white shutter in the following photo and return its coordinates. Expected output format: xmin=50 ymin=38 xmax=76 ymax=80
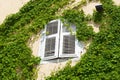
xmin=42 ymin=20 xmax=61 ymax=60
xmin=59 ymin=24 xmax=78 ymax=57
xmin=44 ymin=37 xmax=56 ymax=57
xmin=62 ymin=35 xmax=75 ymax=54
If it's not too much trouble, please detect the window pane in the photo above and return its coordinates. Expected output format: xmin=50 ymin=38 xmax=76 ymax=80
xmin=45 ymin=37 xmax=56 ymax=57
xmin=46 ymin=21 xmax=58 ymax=35
xmin=63 ymin=35 xmax=75 ymax=54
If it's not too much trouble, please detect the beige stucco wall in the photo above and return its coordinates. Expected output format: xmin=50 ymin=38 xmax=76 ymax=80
xmin=113 ymin=0 xmax=120 ymax=5
xmin=0 ymin=0 xmax=29 ymax=24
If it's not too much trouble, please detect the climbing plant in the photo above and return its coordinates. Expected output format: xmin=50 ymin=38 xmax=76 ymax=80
xmin=1 ymin=0 xmax=120 ymax=79
xmin=61 ymin=9 xmax=95 ymax=41
xmin=0 ymin=0 xmax=70 ymax=80
xmin=46 ymin=0 xmax=120 ymax=80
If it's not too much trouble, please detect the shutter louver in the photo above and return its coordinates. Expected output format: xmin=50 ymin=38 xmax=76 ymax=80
xmin=46 ymin=21 xmax=58 ymax=35
xmin=45 ymin=37 xmax=56 ymax=57
xmin=63 ymin=35 xmax=75 ymax=54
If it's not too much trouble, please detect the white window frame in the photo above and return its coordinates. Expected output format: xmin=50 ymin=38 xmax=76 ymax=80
xmin=59 ymin=23 xmax=78 ymax=57
xmin=39 ymin=19 xmax=84 ymax=61
xmin=39 ymin=19 xmax=61 ymax=60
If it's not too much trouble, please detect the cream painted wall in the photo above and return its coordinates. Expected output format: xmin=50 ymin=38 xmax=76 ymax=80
xmin=0 ymin=0 xmax=29 ymax=24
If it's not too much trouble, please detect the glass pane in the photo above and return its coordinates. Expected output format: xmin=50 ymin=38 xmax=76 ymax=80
xmin=45 ymin=37 xmax=56 ymax=57
xmin=46 ymin=21 xmax=58 ymax=35
xmin=63 ymin=35 xmax=75 ymax=54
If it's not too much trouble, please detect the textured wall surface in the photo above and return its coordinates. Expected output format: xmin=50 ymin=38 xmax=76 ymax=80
xmin=0 ymin=0 xmax=29 ymax=24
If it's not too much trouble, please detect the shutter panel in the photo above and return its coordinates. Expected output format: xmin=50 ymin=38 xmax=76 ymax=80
xmin=45 ymin=37 xmax=56 ymax=57
xmin=63 ymin=35 xmax=75 ymax=54
xmin=46 ymin=21 xmax=58 ymax=35
xmin=59 ymin=23 xmax=78 ymax=58
xmin=43 ymin=20 xmax=61 ymax=60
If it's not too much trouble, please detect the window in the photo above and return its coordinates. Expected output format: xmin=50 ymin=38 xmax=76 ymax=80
xmin=39 ymin=19 xmax=84 ymax=60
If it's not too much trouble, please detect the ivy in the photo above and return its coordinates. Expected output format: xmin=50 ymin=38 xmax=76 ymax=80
xmin=62 ymin=9 xmax=95 ymax=41
xmin=1 ymin=0 xmax=120 ymax=79
xmin=0 ymin=0 xmax=70 ymax=80
xmin=46 ymin=0 xmax=120 ymax=80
